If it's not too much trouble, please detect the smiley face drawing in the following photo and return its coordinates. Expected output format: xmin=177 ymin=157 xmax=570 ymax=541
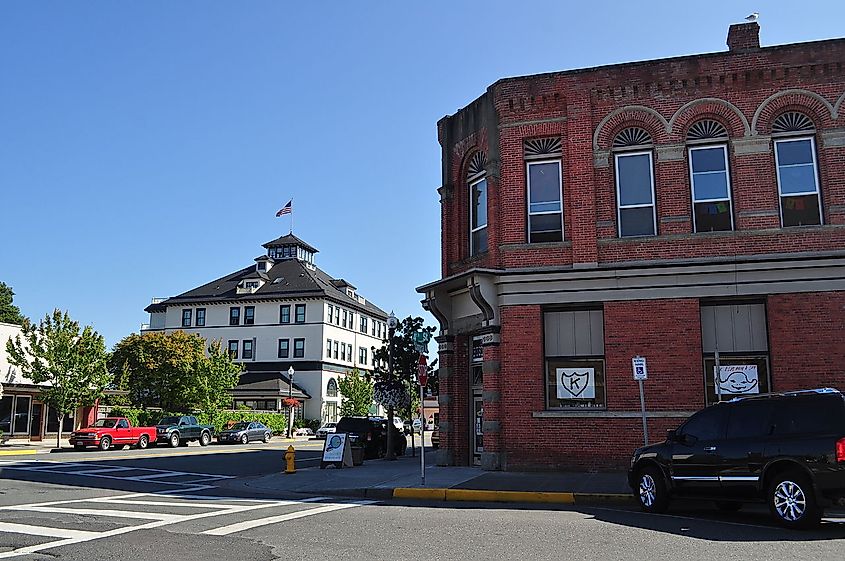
xmin=719 ymin=369 xmax=759 ymax=394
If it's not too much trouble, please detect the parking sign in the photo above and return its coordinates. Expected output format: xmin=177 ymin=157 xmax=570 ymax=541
xmin=632 ymin=356 xmax=648 ymax=381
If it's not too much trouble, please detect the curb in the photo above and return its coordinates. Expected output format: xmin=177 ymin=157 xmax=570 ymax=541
xmin=388 ymin=488 xmax=634 ymax=505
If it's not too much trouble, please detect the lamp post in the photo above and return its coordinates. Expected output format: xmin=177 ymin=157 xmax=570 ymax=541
xmin=287 ymin=365 xmax=295 ymax=439
xmin=385 ymin=311 xmax=398 ymax=461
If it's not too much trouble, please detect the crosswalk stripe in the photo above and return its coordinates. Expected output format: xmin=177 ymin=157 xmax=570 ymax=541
xmin=5 ymin=506 xmax=180 ymax=521
xmin=203 ymin=501 xmax=375 ymax=536
xmin=0 ymin=522 xmax=98 ymax=540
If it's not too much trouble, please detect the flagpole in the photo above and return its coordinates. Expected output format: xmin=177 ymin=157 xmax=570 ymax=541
xmin=290 ymin=198 xmax=293 ymax=234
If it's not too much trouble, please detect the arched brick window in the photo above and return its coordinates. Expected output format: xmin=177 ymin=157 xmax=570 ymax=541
xmin=524 ymin=138 xmax=563 ymax=243
xmin=326 ymin=378 xmax=338 ymax=397
xmin=613 ymin=128 xmax=656 ymax=237
xmin=771 ymin=112 xmax=822 ymax=227
xmin=686 ymin=119 xmax=733 ymax=233
xmin=467 ymin=151 xmax=488 ymax=255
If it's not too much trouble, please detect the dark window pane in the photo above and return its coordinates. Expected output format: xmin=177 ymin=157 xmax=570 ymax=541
xmin=472 ymin=227 xmax=488 ymax=254
xmin=691 ymin=147 xmax=727 ymax=173
xmin=694 ymin=202 xmax=732 ymax=232
xmin=471 ymin=179 xmax=487 ymax=228
xmin=529 ymin=214 xmax=562 ymax=242
xmin=196 ymin=309 xmax=205 ymax=326
xmin=12 ymin=396 xmax=30 ymax=434
xmin=529 ymin=163 xmax=561 ymax=212
xmin=619 ymin=207 xmax=655 ymax=237
xmin=278 ymin=339 xmax=289 ymax=358
xmin=678 ymin=406 xmax=727 ymax=441
xmin=0 ymin=396 xmax=12 ymax=433
xmin=726 ymin=402 xmax=773 ymax=439
xmin=244 ymin=307 xmax=255 ymax=325
xmin=617 ymin=154 xmax=653 ymax=206
xmin=692 ymin=171 xmax=729 ymax=201
xmin=776 ymin=139 xmax=813 ymax=166
xmin=782 ymin=194 xmax=821 ymax=226
xmin=778 ymin=164 xmax=817 ymax=195
xmin=773 ymin=396 xmax=845 ymax=435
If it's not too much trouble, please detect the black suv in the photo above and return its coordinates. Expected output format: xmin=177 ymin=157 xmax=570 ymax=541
xmin=334 ymin=416 xmax=407 ymax=459
xmin=628 ymin=388 xmax=845 ymax=528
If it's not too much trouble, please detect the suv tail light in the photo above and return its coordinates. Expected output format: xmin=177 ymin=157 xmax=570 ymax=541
xmin=837 ymin=438 xmax=845 ymax=463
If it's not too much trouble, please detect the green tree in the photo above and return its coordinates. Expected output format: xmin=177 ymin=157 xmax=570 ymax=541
xmin=0 ymin=282 xmax=26 ymax=325
xmin=338 ymin=369 xmax=374 ymax=416
xmin=6 ymin=310 xmax=111 ymax=448
xmin=109 ymin=331 xmax=241 ymax=413
xmin=371 ymin=315 xmax=438 ymax=459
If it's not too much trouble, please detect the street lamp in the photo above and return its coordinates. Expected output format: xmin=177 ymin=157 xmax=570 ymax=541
xmin=287 ymin=365 xmax=295 ymax=439
xmin=385 ymin=311 xmax=398 ymax=461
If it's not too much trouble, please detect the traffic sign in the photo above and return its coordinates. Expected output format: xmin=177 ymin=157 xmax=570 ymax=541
xmin=632 ymin=356 xmax=648 ymax=381
xmin=413 ymin=331 xmax=431 ymax=345
xmin=418 ymin=367 xmax=428 ymax=387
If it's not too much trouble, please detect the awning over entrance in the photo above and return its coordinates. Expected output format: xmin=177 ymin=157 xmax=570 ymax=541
xmin=231 ymin=371 xmax=311 ymax=401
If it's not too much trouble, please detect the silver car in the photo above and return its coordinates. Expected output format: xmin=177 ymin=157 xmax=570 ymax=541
xmin=217 ymin=421 xmax=271 ymax=444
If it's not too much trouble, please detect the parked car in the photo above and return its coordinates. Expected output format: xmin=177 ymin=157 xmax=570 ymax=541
xmin=217 ymin=421 xmax=271 ymax=444
xmin=316 ymin=422 xmax=337 ymax=439
xmin=155 ymin=415 xmax=214 ymax=448
xmin=412 ymin=418 xmax=423 ymax=433
xmin=294 ymin=427 xmax=315 ymax=437
xmin=334 ymin=416 xmax=407 ymax=459
xmin=628 ymin=388 xmax=845 ymax=529
xmin=392 ymin=416 xmax=406 ymax=434
xmin=69 ymin=417 xmax=157 ymax=451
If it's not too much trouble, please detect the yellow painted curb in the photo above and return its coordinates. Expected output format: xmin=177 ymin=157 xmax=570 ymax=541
xmin=0 ymin=449 xmax=38 ymax=456
xmin=572 ymin=493 xmax=633 ymax=503
xmin=393 ymin=488 xmax=447 ymax=500
xmin=445 ymin=489 xmax=575 ymax=504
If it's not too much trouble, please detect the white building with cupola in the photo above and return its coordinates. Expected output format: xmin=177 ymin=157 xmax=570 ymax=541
xmin=143 ymin=234 xmax=389 ymax=423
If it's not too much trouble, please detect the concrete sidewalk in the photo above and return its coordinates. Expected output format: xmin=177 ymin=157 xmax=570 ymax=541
xmin=221 ymin=453 xmax=632 ymax=505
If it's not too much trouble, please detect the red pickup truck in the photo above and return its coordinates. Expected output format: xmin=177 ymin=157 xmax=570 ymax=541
xmin=69 ymin=417 xmax=157 ymax=451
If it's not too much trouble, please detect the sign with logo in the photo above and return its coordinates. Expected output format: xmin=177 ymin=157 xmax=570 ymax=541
xmin=556 ymin=368 xmax=596 ymax=399
xmin=632 ymin=356 xmax=648 ymax=381
xmin=322 ymin=433 xmax=353 ymax=467
xmin=716 ymin=365 xmax=759 ymax=395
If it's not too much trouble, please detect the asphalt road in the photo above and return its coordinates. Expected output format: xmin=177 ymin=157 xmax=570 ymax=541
xmin=0 ymin=443 xmax=844 ymax=560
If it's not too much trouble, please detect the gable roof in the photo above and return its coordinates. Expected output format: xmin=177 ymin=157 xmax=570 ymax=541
xmin=145 ymin=256 xmax=387 ymax=318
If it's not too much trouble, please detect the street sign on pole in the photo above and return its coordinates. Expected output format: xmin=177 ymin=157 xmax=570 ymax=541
xmin=417 ymin=354 xmax=428 ymax=386
xmin=632 ymin=356 xmax=649 ymax=446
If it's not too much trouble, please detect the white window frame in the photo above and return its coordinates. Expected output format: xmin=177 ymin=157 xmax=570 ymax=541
xmin=614 ymin=151 xmax=656 ymax=238
xmin=469 ymin=175 xmax=488 ymax=255
xmin=773 ymin=136 xmax=823 ymax=227
xmin=526 ymin=160 xmax=564 ymax=243
xmin=688 ymin=144 xmax=734 ymax=232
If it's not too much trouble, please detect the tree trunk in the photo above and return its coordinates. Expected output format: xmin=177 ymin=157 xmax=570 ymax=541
xmin=57 ymin=413 xmax=64 ymax=449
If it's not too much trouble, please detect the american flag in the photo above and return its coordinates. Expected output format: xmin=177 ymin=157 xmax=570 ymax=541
xmin=275 ymin=200 xmax=292 ymax=217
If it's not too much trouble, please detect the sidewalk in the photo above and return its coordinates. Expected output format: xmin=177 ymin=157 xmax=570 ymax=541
xmin=0 ymin=440 xmax=68 ymax=455
xmin=221 ymin=453 xmax=632 ymax=505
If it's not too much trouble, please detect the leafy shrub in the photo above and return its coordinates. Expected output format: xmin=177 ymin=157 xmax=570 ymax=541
xmin=293 ymin=418 xmax=321 ymax=431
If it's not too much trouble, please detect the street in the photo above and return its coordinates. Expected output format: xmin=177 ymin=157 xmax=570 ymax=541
xmin=0 ymin=442 xmax=844 ymax=560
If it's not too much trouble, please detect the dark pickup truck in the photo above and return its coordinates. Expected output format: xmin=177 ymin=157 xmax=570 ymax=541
xmin=155 ymin=415 xmax=214 ymax=448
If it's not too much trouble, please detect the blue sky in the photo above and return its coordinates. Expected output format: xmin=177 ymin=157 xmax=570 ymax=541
xmin=2 ymin=1 xmax=843 ymax=346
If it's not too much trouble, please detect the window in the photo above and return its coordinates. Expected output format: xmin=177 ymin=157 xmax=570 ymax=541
xmin=775 ymin=138 xmax=822 ymax=226
xmin=726 ymin=401 xmax=774 ymax=439
xmin=326 ymin=339 xmax=332 ymax=358
xmin=257 ymin=261 xmax=266 ymax=272
xmin=527 ymin=161 xmax=563 ymax=243
xmin=293 ymin=338 xmax=305 ymax=358
xmin=773 ymin=397 xmax=843 ymax=435
xmin=340 ymin=343 xmax=346 ymax=361
xmin=280 ymin=305 xmax=290 ymax=324
xmin=327 ymin=378 xmax=338 ymax=397
xmin=229 ymin=307 xmax=240 ymax=326
xmin=324 ymin=401 xmax=338 ymax=423
xmin=347 ymin=344 xmax=353 ymax=362
xmin=334 ymin=307 xmax=340 ymax=325
xmin=278 ymin=338 xmax=290 ymax=358
xmin=359 ymin=347 xmax=367 ymax=365
xmin=342 ymin=310 xmax=348 ymax=328
xmin=348 ymin=311 xmax=354 ymax=329
xmin=327 ymin=304 xmax=333 ymax=322
xmin=372 ymin=321 xmax=376 ymax=336
xmin=678 ymin=406 xmax=727 ymax=441
xmin=467 ymin=151 xmax=488 ymax=256
xmin=195 ymin=308 xmax=205 ymax=327
xmin=689 ymin=145 xmax=733 ymax=232
xmin=360 ymin=316 xmax=368 ymax=333
xmin=333 ymin=341 xmax=339 ymax=359
xmin=228 ymin=340 xmax=238 ymax=359
xmin=242 ymin=340 xmax=253 ymax=360
xmin=181 ymin=309 xmax=192 ymax=328
xmin=295 ymin=304 xmax=306 ymax=324
xmin=544 ymin=309 xmax=606 ymax=409
xmin=615 ymin=152 xmax=656 ymax=237
xmin=244 ymin=306 xmax=255 ymax=325
xmin=116 ymin=418 xmax=129 ymax=429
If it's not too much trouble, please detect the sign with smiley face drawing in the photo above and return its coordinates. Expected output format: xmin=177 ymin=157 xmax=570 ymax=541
xmin=717 ymin=365 xmax=759 ymax=395
xmin=557 ymin=368 xmax=595 ymax=399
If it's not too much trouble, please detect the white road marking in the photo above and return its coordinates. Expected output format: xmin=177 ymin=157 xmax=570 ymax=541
xmin=203 ymin=500 xmax=376 ymax=536
xmin=0 ymin=522 xmax=98 ymax=540
xmin=4 ymin=506 xmax=180 ymax=521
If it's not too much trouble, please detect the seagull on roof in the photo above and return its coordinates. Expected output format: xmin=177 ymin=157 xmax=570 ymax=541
xmin=745 ymin=12 xmax=759 ymax=22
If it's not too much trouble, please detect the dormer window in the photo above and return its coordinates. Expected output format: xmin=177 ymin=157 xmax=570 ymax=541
xmin=257 ymin=262 xmax=266 ymax=272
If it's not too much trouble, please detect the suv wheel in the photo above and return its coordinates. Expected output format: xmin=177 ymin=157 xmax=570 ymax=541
xmin=636 ymin=467 xmax=669 ymax=514
xmin=769 ymin=472 xmax=822 ymax=529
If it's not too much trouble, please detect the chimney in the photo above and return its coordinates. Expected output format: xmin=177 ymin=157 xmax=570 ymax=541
xmin=727 ymin=22 xmax=760 ymax=52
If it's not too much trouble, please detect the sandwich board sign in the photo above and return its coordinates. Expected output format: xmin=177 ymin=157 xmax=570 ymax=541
xmin=320 ymin=433 xmax=353 ymax=469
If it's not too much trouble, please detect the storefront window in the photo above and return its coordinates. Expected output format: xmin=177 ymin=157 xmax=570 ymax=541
xmin=12 ymin=396 xmax=31 ymax=434
xmin=0 ymin=396 xmax=12 ymax=433
xmin=544 ymin=309 xmax=606 ymax=409
xmin=703 ymin=355 xmax=770 ymax=405
xmin=46 ymin=407 xmax=75 ymax=433
xmin=546 ymin=358 xmax=607 ymax=409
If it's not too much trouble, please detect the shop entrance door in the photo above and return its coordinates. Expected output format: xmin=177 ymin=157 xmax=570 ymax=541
xmin=30 ymin=403 xmax=44 ymax=441
xmin=472 ymin=394 xmax=483 ymax=466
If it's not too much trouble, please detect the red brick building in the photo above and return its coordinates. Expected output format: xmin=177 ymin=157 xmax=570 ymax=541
xmin=417 ymin=23 xmax=845 ymax=471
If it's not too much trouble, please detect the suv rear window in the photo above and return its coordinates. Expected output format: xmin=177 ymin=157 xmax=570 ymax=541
xmin=773 ymin=396 xmax=845 ymax=435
